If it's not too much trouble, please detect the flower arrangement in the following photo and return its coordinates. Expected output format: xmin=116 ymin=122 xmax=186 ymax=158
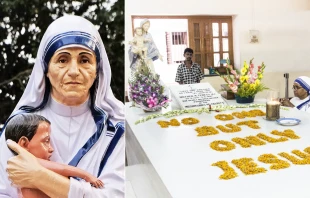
xmin=218 ymin=58 xmax=268 ymax=98
xmin=128 ymin=60 xmax=169 ymax=111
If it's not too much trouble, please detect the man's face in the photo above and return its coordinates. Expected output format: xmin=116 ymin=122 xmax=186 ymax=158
xmin=27 ymin=122 xmax=54 ymax=160
xmin=293 ymin=82 xmax=308 ymax=99
xmin=184 ymin=52 xmax=193 ymax=61
xmin=47 ymin=47 xmax=97 ymax=105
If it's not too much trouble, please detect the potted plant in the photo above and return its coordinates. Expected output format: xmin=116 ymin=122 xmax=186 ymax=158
xmin=217 ymin=58 xmax=268 ymax=103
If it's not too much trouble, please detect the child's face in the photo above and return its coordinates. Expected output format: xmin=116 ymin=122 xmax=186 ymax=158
xmin=135 ymin=28 xmax=142 ymax=36
xmin=27 ymin=122 xmax=54 ymax=160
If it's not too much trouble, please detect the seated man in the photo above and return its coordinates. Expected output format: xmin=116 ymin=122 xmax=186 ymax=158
xmin=5 ymin=113 xmax=104 ymax=198
xmin=281 ymin=76 xmax=310 ymax=112
xmin=175 ymin=48 xmax=204 ymax=84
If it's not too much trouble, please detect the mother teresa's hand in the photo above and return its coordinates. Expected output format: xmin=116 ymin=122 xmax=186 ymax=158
xmin=6 ymin=139 xmax=43 ymax=189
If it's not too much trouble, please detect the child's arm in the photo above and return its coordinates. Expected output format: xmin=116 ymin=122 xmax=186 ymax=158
xmin=129 ymin=37 xmax=137 ymax=45
xmin=37 ymin=159 xmax=104 ymax=188
xmin=21 ymin=188 xmax=50 ymax=198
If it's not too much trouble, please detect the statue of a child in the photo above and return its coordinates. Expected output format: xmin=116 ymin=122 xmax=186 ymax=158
xmin=129 ymin=27 xmax=150 ymax=59
xmin=5 ymin=113 xmax=104 ymax=198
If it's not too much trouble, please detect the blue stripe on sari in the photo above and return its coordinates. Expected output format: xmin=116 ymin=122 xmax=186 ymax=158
xmin=44 ymin=31 xmax=99 ymax=52
xmin=97 ymin=121 xmax=124 ymax=177
xmin=296 ymin=98 xmax=310 ymax=110
xmin=68 ymin=107 xmax=108 ymax=167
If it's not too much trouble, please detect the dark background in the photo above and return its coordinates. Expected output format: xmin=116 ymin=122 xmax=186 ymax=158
xmin=0 ymin=0 xmax=124 ymax=129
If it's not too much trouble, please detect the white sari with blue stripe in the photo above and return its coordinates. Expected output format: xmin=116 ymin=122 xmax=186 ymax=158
xmin=290 ymin=96 xmax=310 ymax=113
xmin=0 ymin=15 xmax=124 ymax=198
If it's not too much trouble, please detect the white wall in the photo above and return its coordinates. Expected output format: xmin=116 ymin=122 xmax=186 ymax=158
xmin=132 ymin=19 xmax=188 ymax=65
xmin=125 ymin=0 xmax=310 ymax=97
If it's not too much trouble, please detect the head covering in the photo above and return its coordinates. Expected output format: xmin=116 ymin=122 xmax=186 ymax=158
xmin=295 ymin=76 xmax=310 ymax=95
xmin=140 ymin=19 xmax=150 ymax=28
xmin=1 ymin=15 xmax=124 ymax=135
xmin=56 ymin=44 xmax=91 ymax=52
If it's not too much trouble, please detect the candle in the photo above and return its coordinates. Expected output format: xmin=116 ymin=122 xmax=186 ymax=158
xmin=266 ymin=101 xmax=280 ymax=121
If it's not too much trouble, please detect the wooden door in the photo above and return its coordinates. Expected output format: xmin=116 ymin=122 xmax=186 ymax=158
xmin=188 ymin=16 xmax=233 ymax=71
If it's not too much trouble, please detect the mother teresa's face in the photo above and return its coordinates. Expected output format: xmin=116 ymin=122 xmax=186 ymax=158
xmin=47 ymin=47 xmax=97 ymax=106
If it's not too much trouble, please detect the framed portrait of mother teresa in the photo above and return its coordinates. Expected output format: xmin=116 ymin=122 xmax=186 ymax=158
xmin=0 ymin=1 xmax=125 ymax=198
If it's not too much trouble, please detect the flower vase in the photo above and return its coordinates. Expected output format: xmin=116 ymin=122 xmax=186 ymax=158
xmin=235 ymin=94 xmax=255 ymax=104
xmin=143 ymin=106 xmax=162 ymax=113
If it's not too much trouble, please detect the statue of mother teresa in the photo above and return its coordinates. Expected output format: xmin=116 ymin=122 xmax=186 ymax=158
xmin=0 ymin=15 xmax=125 ymax=198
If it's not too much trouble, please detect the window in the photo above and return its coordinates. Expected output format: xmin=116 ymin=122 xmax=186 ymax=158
xmin=172 ymin=32 xmax=187 ymax=45
xmin=166 ymin=32 xmax=188 ymax=64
